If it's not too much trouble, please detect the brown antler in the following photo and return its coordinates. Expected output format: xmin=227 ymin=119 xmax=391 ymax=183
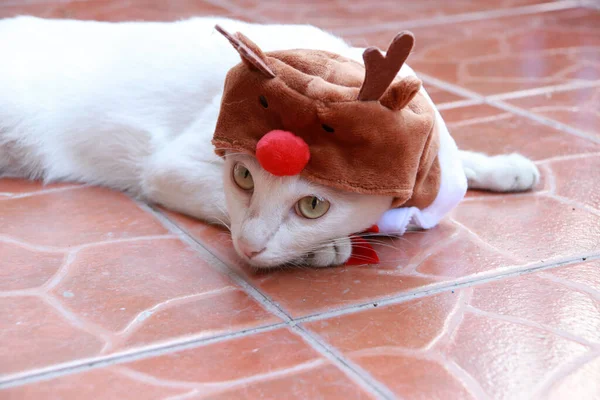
xmin=358 ymin=32 xmax=415 ymax=101
xmin=215 ymin=24 xmax=276 ymax=78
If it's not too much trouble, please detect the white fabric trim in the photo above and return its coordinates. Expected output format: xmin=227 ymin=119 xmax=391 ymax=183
xmin=376 ymin=65 xmax=467 ymax=236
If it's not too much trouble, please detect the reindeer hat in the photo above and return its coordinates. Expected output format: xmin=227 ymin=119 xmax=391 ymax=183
xmin=212 ymin=25 xmax=442 ymax=210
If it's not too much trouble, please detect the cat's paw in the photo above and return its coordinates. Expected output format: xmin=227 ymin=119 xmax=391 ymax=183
xmin=305 ymin=238 xmax=352 ymax=267
xmin=466 ymin=153 xmax=540 ymax=192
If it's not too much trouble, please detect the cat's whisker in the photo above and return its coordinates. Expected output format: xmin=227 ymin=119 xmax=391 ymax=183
xmin=348 ymin=235 xmax=412 ymax=248
xmin=212 ymin=203 xmax=231 ymax=231
xmin=313 ymin=236 xmax=403 ymax=252
xmin=214 ymin=218 xmax=231 ymax=231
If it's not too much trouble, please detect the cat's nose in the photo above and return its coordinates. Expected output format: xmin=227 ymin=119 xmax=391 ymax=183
xmin=238 ymin=239 xmax=266 ymax=259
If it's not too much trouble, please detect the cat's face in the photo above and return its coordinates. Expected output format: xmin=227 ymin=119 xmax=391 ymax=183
xmin=223 ymin=152 xmax=393 ymax=268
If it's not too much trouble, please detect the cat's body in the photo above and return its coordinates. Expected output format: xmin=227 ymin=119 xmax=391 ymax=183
xmin=0 ymin=16 xmax=539 ymax=267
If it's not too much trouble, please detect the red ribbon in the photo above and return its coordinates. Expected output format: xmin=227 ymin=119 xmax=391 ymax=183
xmin=344 ymin=225 xmax=380 ymax=266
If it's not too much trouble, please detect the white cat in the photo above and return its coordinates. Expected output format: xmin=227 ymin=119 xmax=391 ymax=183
xmin=0 ymin=16 xmax=539 ymax=268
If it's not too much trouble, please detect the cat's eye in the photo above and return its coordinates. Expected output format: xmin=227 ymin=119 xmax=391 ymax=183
xmin=259 ymin=95 xmax=269 ymax=108
xmin=295 ymin=196 xmax=330 ymax=219
xmin=232 ymin=163 xmax=254 ymax=190
xmin=321 ymin=124 xmax=335 ymax=133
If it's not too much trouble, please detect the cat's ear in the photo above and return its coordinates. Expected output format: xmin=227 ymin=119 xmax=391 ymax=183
xmin=379 ymin=76 xmax=422 ymax=111
xmin=215 ymin=25 xmax=275 ymax=78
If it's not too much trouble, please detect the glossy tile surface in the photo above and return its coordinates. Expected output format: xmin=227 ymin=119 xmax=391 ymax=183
xmin=0 ymin=186 xmax=278 ymax=376
xmin=226 ymin=0 xmax=558 ymax=29
xmin=307 ymin=261 xmax=600 ymax=399
xmin=4 ymin=329 xmax=375 ymax=400
xmin=506 ymin=86 xmax=600 ymax=138
xmin=440 ymin=104 xmax=600 ymax=160
xmin=348 ymin=7 xmax=600 ymax=95
xmin=2 ymin=0 xmax=600 ymax=398
xmin=0 ymin=0 xmax=244 ymax=21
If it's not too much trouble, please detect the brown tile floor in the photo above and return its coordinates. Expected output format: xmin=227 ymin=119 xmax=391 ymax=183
xmin=1 ymin=0 xmax=599 ymax=398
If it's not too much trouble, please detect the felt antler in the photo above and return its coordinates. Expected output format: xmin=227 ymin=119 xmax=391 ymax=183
xmin=358 ymin=32 xmax=415 ymax=101
xmin=214 ymin=24 xmax=276 ymax=78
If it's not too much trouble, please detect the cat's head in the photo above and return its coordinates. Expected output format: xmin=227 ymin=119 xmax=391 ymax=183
xmin=222 ymin=152 xmax=392 ymax=268
xmin=213 ymin=26 xmax=438 ymax=267
xmin=212 ymin=25 xmax=438 ymax=209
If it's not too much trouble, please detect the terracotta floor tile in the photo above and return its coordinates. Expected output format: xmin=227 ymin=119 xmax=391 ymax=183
xmin=129 ymin=329 xmax=371 ymax=399
xmin=452 ymin=195 xmax=600 ymax=263
xmin=414 ymin=230 xmax=521 ymax=277
xmin=0 ymin=185 xmax=278 ymax=377
xmin=424 ymin=84 xmax=469 ymax=106
xmin=49 ymin=238 xmax=233 ymax=333
xmin=2 ymin=368 xmax=187 ymax=400
xmin=546 ymin=260 xmax=600 ymax=294
xmin=0 ymin=186 xmax=167 ymax=248
xmin=441 ymin=105 xmax=600 ymax=161
xmin=227 ymin=0 xmax=554 ymax=30
xmin=506 ymin=86 xmax=600 ymax=138
xmin=117 ymin=288 xmax=278 ymax=351
xmin=204 ymin=363 xmax=374 ymax=400
xmin=0 ymin=296 xmax=104 ymax=376
xmin=545 ymin=154 xmax=600 ymax=211
xmin=545 ymin=355 xmax=600 ymax=400
xmin=169 ymin=215 xmax=536 ymax=316
xmin=0 ymin=242 xmax=65 ymax=291
xmin=5 ymin=329 xmax=373 ymax=399
xmin=124 ymin=328 xmax=320 ymax=381
xmin=470 ymin=266 xmax=600 ymax=344
xmin=448 ymin=312 xmax=588 ymax=399
xmin=307 ymin=261 xmax=600 ymax=399
xmin=347 ymin=8 xmax=600 ymax=95
xmin=3 ymin=1 xmax=600 ymax=397
xmin=0 ymin=179 xmax=75 ymax=195
xmin=357 ymin=355 xmax=475 ymax=399
xmin=439 ymin=103 xmax=506 ymax=123
xmin=0 ymin=0 xmax=245 ymax=21
xmin=308 ymin=291 xmax=462 ymax=353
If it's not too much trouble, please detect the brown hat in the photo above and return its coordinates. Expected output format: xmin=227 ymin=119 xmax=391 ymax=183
xmin=212 ymin=25 xmax=441 ymax=209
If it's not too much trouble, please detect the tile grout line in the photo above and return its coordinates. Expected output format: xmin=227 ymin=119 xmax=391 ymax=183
xmin=550 ymin=193 xmax=600 ymax=217
xmin=140 ymin=204 xmax=395 ymax=400
xmin=134 ymin=203 xmax=597 ymax=372
xmin=296 ymin=253 xmax=600 ymax=324
xmin=3 ymin=209 xmax=597 ymax=390
xmin=0 ymin=184 xmax=89 ymax=200
xmin=486 ymin=80 xmax=600 ymax=101
xmin=536 ymin=150 xmax=600 ymax=164
xmin=0 ymin=323 xmax=285 ymax=389
xmin=0 ymin=1 xmax=595 ymax=394
xmin=333 ymin=0 xmax=582 ymax=35
xmin=417 ymin=72 xmax=600 ymax=144
xmin=291 ymin=325 xmax=397 ymax=400
xmin=202 ymin=0 xmax=271 ymax=23
xmin=531 ymin=348 xmax=600 ymax=398
xmin=435 ymin=98 xmax=483 ymax=111
xmin=138 ymin=202 xmax=599 ymax=396
xmin=581 ymin=0 xmax=600 ymax=10
xmin=140 ymin=204 xmax=293 ymax=323
xmin=488 ymin=100 xmax=600 ymax=144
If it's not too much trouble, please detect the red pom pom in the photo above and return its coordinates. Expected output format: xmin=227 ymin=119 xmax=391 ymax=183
xmin=256 ymin=130 xmax=310 ymax=176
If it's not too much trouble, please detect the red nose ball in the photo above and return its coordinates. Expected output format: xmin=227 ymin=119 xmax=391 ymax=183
xmin=256 ymin=130 xmax=310 ymax=176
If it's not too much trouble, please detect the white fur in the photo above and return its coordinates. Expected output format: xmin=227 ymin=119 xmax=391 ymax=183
xmin=0 ymin=16 xmax=539 ymax=268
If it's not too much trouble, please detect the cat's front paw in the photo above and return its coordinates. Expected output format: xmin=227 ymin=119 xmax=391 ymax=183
xmin=305 ymin=237 xmax=352 ymax=267
xmin=468 ymin=153 xmax=540 ymax=192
